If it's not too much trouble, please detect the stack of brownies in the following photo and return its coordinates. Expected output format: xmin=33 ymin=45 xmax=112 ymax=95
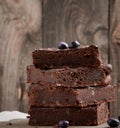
xmin=26 ymin=44 xmax=116 ymax=126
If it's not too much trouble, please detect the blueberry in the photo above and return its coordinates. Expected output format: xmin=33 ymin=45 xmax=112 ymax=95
xmin=58 ymin=42 xmax=69 ymax=49
xmin=58 ymin=120 xmax=69 ymax=128
xmin=118 ymin=116 xmax=120 ymax=121
xmin=107 ymin=118 xmax=120 ymax=127
xmin=69 ymin=41 xmax=80 ymax=48
xmin=108 ymin=64 xmax=112 ymax=70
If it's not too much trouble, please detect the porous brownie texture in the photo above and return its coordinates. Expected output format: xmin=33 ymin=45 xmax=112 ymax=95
xmin=32 ymin=45 xmax=102 ymax=69
xmin=28 ymin=84 xmax=116 ymax=107
xmin=28 ymin=102 xmax=109 ymax=126
xmin=27 ymin=64 xmax=112 ymax=87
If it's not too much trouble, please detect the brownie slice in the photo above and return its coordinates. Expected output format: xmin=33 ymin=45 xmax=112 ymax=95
xmin=28 ymin=102 xmax=109 ymax=126
xmin=32 ymin=45 xmax=102 ymax=69
xmin=27 ymin=64 xmax=112 ymax=87
xmin=29 ymin=85 xmax=116 ymax=107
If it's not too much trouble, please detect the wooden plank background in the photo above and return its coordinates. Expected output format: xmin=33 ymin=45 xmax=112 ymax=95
xmin=0 ymin=0 xmax=119 ymax=118
xmin=109 ymin=0 xmax=120 ymax=117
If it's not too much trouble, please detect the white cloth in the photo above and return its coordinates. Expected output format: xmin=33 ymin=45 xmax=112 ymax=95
xmin=0 ymin=111 xmax=28 ymax=122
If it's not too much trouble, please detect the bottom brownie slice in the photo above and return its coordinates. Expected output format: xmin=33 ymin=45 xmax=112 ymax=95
xmin=28 ymin=102 xmax=109 ymax=126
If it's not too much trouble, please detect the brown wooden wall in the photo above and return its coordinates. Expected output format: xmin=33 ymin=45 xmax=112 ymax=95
xmin=0 ymin=0 xmax=119 ymax=117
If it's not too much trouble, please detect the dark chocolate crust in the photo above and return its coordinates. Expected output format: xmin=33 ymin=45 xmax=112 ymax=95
xmin=27 ymin=64 xmax=111 ymax=87
xmin=29 ymin=84 xmax=116 ymax=107
xmin=28 ymin=102 xmax=109 ymax=126
xmin=32 ymin=45 xmax=102 ymax=69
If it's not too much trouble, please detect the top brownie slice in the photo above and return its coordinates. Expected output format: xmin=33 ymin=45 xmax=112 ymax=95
xmin=32 ymin=45 xmax=102 ymax=69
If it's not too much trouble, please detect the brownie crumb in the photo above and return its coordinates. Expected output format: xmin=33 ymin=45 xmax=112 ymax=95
xmin=7 ymin=122 xmax=12 ymax=125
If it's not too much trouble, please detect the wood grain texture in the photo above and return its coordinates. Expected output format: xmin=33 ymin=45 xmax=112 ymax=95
xmin=109 ymin=0 xmax=120 ymax=117
xmin=0 ymin=119 xmax=108 ymax=128
xmin=0 ymin=0 xmax=42 ymax=112
xmin=42 ymin=0 xmax=108 ymax=63
xmin=0 ymin=0 xmax=119 ymax=116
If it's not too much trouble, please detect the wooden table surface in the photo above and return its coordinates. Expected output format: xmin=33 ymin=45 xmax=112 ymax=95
xmin=0 ymin=119 xmax=110 ymax=128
